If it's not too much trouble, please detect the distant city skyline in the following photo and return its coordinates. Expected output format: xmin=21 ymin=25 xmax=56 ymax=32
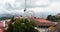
xmin=0 ymin=0 xmax=60 ymax=18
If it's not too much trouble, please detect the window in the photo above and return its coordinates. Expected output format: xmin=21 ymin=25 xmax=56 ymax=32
xmin=38 ymin=26 xmax=49 ymax=28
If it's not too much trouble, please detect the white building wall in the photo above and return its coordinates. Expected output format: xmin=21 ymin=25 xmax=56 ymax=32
xmin=2 ymin=21 xmax=5 ymax=27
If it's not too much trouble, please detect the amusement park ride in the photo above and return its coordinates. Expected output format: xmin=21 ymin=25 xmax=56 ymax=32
xmin=24 ymin=0 xmax=34 ymax=18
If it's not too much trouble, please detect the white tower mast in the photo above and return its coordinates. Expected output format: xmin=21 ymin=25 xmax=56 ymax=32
xmin=24 ymin=0 xmax=27 ymax=12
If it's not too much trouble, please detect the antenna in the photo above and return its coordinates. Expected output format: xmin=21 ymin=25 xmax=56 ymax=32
xmin=24 ymin=0 xmax=27 ymax=12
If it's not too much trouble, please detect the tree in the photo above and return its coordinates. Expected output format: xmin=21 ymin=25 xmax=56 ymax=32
xmin=10 ymin=16 xmax=14 ymax=22
xmin=0 ymin=17 xmax=11 ymax=20
xmin=46 ymin=15 xmax=52 ymax=20
xmin=46 ymin=15 xmax=57 ymax=22
xmin=4 ymin=18 xmax=39 ymax=32
xmin=4 ymin=23 xmax=13 ymax=32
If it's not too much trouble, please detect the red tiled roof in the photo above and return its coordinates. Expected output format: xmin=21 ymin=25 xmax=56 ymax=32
xmin=0 ymin=21 xmax=3 ymax=27
xmin=0 ymin=28 xmax=3 ymax=32
xmin=34 ymin=18 xmax=53 ymax=23
xmin=34 ymin=18 xmax=55 ymax=26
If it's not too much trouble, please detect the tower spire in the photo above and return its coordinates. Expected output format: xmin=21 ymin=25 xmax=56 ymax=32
xmin=24 ymin=0 xmax=27 ymax=12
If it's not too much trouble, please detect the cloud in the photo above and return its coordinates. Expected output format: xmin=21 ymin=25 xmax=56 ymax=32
xmin=27 ymin=0 xmax=51 ymax=8
xmin=35 ymin=0 xmax=50 ymax=6
xmin=0 ymin=0 xmax=60 ymax=18
xmin=0 ymin=0 xmax=23 ymax=13
xmin=49 ymin=0 xmax=60 ymax=2
xmin=4 ymin=3 xmax=22 ymax=10
xmin=26 ymin=0 xmax=60 ymax=18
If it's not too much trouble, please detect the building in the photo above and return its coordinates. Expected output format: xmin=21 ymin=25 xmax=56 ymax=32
xmin=0 ymin=19 xmax=11 ymax=32
xmin=0 ymin=21 xmax=4 ymax=32
xmin=55 ymin=13 xmax=60 ymax=18
xmin=47 ymin=20 xmax=60 ymax=32
xmin=0 ymin=21 xmax=5 ymax=32
xmin=55 ymin=18 xmax=60 ymax=32
xmin=0 ymin=17 xmax=57 ymax=32
xmin=34 ymin=18 xmax=56 ymax=28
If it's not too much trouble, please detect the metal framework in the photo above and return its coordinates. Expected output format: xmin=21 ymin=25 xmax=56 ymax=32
xmin=24 ymin=0 xmax=34 ymax=17
xmin=24 ymin=0 xmax=27 ymax=12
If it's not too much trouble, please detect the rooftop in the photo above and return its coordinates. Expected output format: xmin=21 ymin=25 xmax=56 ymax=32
xmin=34 ymin=18 xmax=52 ymax=23
xmin=34 ymin=18 xmax=55 ymax=26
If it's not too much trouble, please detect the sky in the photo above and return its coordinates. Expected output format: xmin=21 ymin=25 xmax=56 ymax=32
xmin=0 ymin=0 xmax=60 ymax=18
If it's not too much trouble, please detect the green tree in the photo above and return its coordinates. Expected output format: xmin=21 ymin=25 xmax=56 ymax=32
xmin=4 ymin=18 xmax=39 ymax=32
xmin=46 ymin=15 xmax=52 ymax=20
xmin=10 ymin=16 xmax=14 ymax=22
xmin=46 ymin=15 xmax=57 ymax=22
xmin=4 ymin=23 xmax=13 ymax=32
xmin=0 ymin=17 xmax=11 ymax=20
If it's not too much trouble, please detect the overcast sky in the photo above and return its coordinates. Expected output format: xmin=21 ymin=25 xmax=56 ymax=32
xmin=0 ymin=0 xmax=60 ymax=18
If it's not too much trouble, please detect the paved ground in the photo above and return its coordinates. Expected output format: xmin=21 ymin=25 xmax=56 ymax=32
xmin=37 ymin=28 xmax=48 ymax=32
